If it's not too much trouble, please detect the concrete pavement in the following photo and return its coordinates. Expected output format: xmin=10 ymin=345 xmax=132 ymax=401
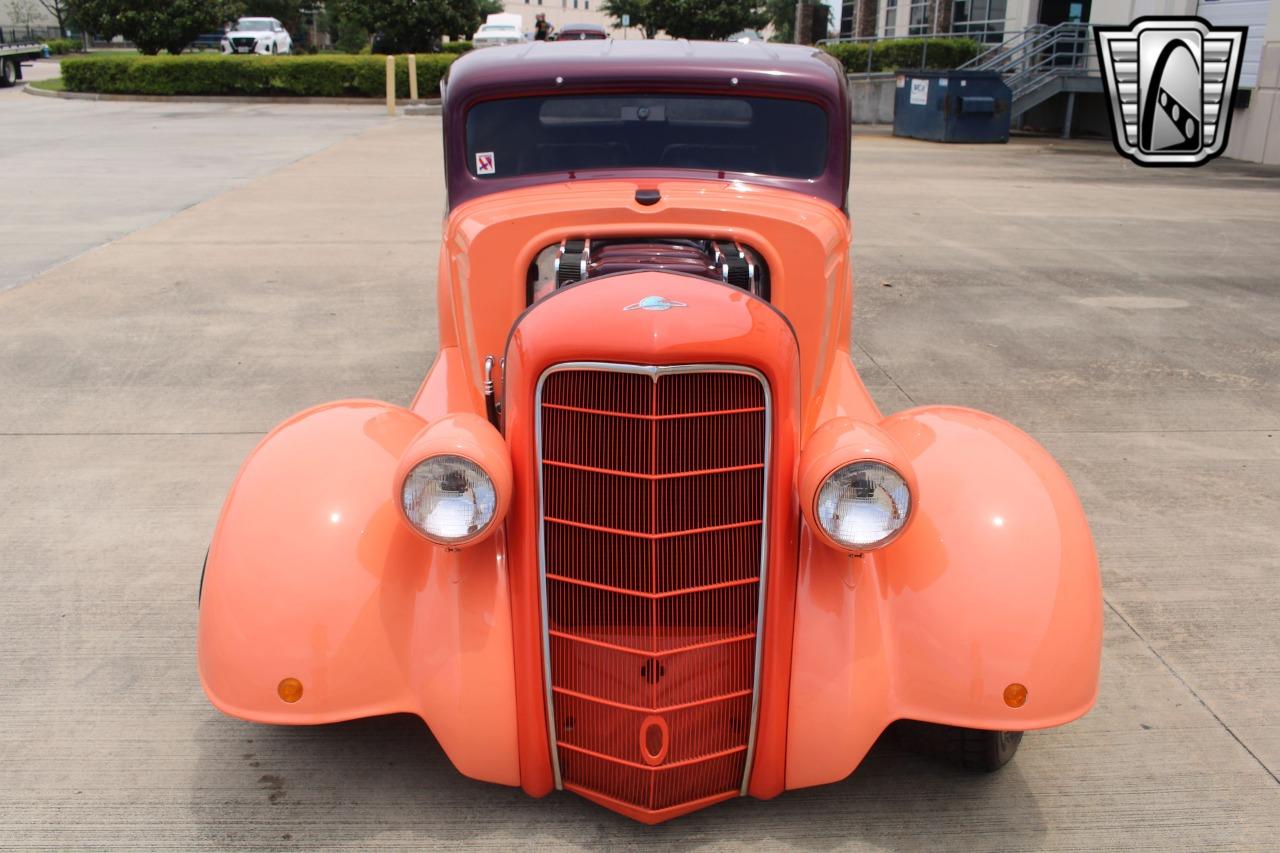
xmin=0 ymin=109 xmax=1277 ymax=849
xmin=0 ymin=77 xmax=386 ymax=293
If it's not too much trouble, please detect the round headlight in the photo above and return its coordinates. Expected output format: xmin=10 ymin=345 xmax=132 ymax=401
xmin=815 ymin=461 xmax=912 ymax=549
xmin=401 ymin=455 xmax=497 ymax=545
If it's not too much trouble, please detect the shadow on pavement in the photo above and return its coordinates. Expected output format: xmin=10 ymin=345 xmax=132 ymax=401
xmin=189 ymin=713 xmax=1046 ymax=849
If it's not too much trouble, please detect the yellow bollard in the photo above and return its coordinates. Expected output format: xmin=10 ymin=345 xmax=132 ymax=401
xmin=408 ymin=54 xmax=418 ymax=102
xmin=385 ymin=54 xmax=396 ymax=116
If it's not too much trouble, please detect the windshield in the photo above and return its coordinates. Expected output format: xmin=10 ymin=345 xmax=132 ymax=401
xmin=237 ymin=20 xmax=272 ymax=31
xmin=480 ymin=25 xmax=517 ymax=32
xmin=465 ymin=94 xmax=827 ymax=180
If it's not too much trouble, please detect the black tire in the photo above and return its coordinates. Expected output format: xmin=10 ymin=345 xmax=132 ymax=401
xmin=893 ymin=720 xmax=1022 ymax=772
xmin=0 ymin=59 xmax=16 ymax=88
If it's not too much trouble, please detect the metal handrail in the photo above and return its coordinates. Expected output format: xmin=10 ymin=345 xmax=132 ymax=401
xmin=820 ymin=23 xmax=1008 ymax=76
xmin=959 ymin=24 xmax=1048 ymax=70
xmin=818 ymin=19 xmax=1008 ymax=45
xmin=959 ymin=21 xmax=1095 ymax=104
xmin=961 ymin=21 xmax=1094 ymax=77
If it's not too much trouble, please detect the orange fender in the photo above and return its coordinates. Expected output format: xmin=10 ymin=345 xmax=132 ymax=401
xmin=196 ymin=397 xmax=521 ymax=786
xmin=787 ymin=406 xmax=1102 ymax=788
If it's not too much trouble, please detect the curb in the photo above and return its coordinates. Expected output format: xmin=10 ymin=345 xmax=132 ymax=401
xmin=23 ymin=85 xmax=441 ymax=108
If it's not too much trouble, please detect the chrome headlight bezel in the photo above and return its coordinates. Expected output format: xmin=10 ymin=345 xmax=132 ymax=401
xmin=401 ymin=453 xmax=499 ymax=546
xmin=813 ymin=460 xmax=913 ymax=550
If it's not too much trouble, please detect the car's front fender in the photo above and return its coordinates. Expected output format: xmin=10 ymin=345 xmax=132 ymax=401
xmin=786 ymin=406 xmax=1102 ymax=788
xmin=196 ymin=398 xmax=520 ymax=786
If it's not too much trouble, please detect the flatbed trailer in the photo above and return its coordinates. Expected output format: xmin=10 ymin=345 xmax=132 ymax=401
xmin=0 ymin=41 xmax=45 ymax=87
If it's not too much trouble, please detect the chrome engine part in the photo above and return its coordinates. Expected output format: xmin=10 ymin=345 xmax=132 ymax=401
xmin=529 ymin=237 xmax=768 ymax=302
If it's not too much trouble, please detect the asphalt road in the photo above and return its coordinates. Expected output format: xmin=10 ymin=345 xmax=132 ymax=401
xmin=0 ymin=102 xmax=1277 ymax=849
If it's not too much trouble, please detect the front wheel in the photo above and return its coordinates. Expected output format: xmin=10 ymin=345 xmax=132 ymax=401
xmin=893 ymin=721 xmax=1023 ymax=772
xmin=0 ymin=59 xmax=16 ymax=88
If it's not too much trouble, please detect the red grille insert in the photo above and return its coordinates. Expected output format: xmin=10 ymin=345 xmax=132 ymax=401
xmin=538 ymin=365 xmax=768 ymax=816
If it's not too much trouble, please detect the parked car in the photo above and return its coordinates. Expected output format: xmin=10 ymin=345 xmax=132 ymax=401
xmin=191 ymin=32 xmax=227 ymax=51
xmin=197 ymin=40 xmax=1103 ymax=825
xmin=221 ymin=17 xmax=291 ymax=55
xmin=472 ymin=23 xmax=524 ymax=48
xmin=473 ymin=13 xmax=525 ymax=49
xmin=556 ymin=23 xmax=608 ymax=40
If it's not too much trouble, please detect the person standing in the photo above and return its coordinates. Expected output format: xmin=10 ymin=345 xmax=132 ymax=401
xmin=534 ymin=13 xmax=554 ymax=41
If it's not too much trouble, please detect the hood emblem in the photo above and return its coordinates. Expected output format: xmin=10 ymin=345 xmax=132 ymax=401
xmin=624 ymin=295 xmax=687 ymax=312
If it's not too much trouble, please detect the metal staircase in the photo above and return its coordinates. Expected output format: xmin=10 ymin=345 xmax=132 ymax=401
xmin=960 ymin=22 xmax=1103 ymax=133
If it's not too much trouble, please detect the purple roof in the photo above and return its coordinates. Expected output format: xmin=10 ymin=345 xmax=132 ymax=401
xmin=441 ymin=40 xmax=850 ymax=212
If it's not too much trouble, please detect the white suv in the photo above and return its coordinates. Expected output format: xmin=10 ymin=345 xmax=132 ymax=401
xmin=221 ymin=17 xmax=292 ymax=55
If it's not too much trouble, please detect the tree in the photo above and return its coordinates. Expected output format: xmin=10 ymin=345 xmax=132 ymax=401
xmin=239 ymin=0 xmax=307 ymax=38
xmin=68 ymin=0 xmax=244 ymax=54
xmin=5 ymin=0 xmax=38 ymax=30
xmin=764 ymin=0 xmax=793 ymax=43
xmin=649 ymin=0 xmax=767 ymax=42
xmin=600 ymin=0 xmax=658 ymax=39
xmin=332 ymin=11 xmax=367 ymax=53
xmin=37 ymin=0 xmax=72 ymax=34
xmin=333 ymin=0 xmax=483 ymax=53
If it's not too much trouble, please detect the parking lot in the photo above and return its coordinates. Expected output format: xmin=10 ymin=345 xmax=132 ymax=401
xmin=1 ymin=91 xmax=1277 ymax=849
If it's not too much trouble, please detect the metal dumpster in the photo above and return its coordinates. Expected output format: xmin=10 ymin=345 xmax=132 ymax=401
xmin=892 ymin=70 xmax=1012 ymax=143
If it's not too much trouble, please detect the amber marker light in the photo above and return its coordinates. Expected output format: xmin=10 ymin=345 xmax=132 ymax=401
xmin=1003 ymin=683 xmax=1028 ymax=708
xmin=277 ymin=677 xmax=304 ymax=703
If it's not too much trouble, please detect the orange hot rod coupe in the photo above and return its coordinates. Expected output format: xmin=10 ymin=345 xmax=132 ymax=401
xmin=197 ymin=40 xmax=1103 ymax=823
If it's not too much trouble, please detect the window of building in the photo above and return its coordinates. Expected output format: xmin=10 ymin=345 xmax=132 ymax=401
xmin=884 ymin=0 xmax=897 ymax=37
xmin=908 ymin=0 xmax=931 ymax=35
xmin=952 ymin=0 xmax=1007 ymax=43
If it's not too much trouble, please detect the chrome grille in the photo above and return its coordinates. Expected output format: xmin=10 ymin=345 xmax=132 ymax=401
xmin=536 ymin=363 xmax=770 ymax=815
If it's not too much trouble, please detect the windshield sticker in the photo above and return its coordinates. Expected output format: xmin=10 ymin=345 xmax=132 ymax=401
xmin=476 ymin=152 xmax=496 ymax=175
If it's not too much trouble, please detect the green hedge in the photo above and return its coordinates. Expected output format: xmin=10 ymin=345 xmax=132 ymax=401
xmin=439 ymin=41 xmax=472 ymax=54
xmin=61 ymin=53 xmax=455 ymax=98
xmin=44 ymin=38 xmax=83 ymax=55
xmin=822 ymin=38 xmax=982 ymax=73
